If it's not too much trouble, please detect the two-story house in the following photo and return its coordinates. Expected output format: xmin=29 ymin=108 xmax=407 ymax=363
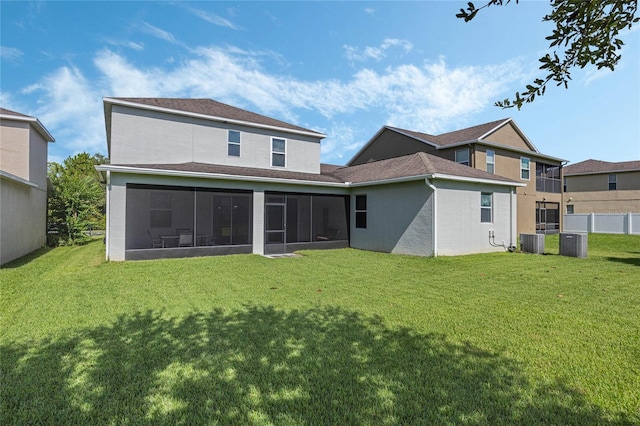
xmin=563 ymin=159 xmax=640 ymax=214
xmin=348 ymin=119 xmax=566 ymax=235
xmin=97 ymin=98 xmax=523 ymax=261
xmin=0 ymin=108 xmax=55 ymax=265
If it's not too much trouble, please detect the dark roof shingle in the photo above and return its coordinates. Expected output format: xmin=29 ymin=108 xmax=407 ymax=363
xmin=107 ymin=98 xmax=324 ymax=136
xmin=564 ymin=159 xmax=640 ymax=175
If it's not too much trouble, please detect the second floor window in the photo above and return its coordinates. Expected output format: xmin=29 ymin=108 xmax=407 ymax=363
xmin=536 ymin=163 xmax=561 ymax=193
xmin=455 ymin=148 xmax=470 ymax=166
xmin=228 ymin=130 xmax=240 ymax=156
xmin=609 ymin=174 xmax=617 ymax=190
xmin=521 ymin=157 xmax=530 ymax=180
xmin=486 ymin=149 xmax=495 ymax=174
xmin=272 ymin=138 xmax=286 ymax=167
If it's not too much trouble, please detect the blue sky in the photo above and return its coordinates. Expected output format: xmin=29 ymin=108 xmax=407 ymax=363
xmin=2 ymin=1 xmax=639 ymax=165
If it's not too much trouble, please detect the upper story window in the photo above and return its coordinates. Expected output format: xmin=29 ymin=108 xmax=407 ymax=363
xmin=480 ymin=193 xmax=492 ymax=223
xmin=563 ymin=177 xmax=567 ymax=192
xmin=486 ymin=149 xmax=495 ymax=174
xmin=455 ymin=148 xmax=470 ymax=166
xmin=272 ymin=138 xmax=286 ymax=167
xmin=355 ymin=195 xmax=367 ymax=228
xmin=609 ymin=174 xmax=617 ymax=190
xmin=228 ymin=130 xmax=240 ymax=157
xmin=520 ymin=157 xmax=530 ymax=180
xmin=536 ymin=163 xmax=561 ymax=193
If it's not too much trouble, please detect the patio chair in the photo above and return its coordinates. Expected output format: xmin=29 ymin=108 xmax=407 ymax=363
xmin=147 ymin=230 xmax=163 ymax=248
xmin=316 ymin=228 xmax=340 ymax=241
xmin=178 ymin=232 xmax=193 ymax=247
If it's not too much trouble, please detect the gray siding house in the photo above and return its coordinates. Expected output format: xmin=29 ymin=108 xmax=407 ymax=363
xmin=97 ymin=98 xmax=523 ymax=261
xmin=1 ymin=108 xmax=55 ymax=265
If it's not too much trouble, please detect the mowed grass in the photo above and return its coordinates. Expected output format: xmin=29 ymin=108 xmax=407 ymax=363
xmin=1 ymin=235 xmax=639 ymax=425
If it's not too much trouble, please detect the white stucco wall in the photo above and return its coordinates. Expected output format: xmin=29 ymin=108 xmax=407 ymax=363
xmin=109 ymin=106 xmax=322 ymax=174
xmin=349 ymin=180 xmax=434 ymax=256
xmin=0 ymin=177 xmax=47 ymax=265
xmin=435 ymin=179 xmax=515 ymax=256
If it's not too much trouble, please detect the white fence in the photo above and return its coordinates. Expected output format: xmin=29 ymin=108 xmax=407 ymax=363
xmin=563 ymin=213 xmax=640 ymax=235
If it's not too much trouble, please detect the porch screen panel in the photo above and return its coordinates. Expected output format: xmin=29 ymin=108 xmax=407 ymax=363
xmin=311 ymin=195 xmax=348 ymax=242
xmin=286 ymin=195 xmax=311 ymax=243
xmin=125 ymin=185 xmax=195 ymax=249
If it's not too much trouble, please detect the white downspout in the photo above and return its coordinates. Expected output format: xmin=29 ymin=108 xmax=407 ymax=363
xmin=425 ymin=178 xmax=437 ymax=257
xmin=510 ymin=186 xmax=516 ymax=249
xmin=105 ymin=170 xmax=111 ymax=261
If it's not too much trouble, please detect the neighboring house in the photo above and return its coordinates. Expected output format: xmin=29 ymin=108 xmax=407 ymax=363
xmin=97 ymin=98 xmax=523 ymax=261
xmin=563 ymin=159 xmax=640 ymax=214
xmin=0 ymin=108 xmax=55 ymax=265
xmin=348 ymin=119 xmax=566 ymax=235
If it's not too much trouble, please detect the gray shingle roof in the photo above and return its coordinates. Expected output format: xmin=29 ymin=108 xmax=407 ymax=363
xmin=107 ymin=98 xmax=324 ymax=136
xmin=332 ymin=152 xmax=519 ymax=184
xmin=115 ymin=162 xmax=344 ymax=184
xmin=387 ymin=119 xmax=510 ymax=147
xmin=113 ymin=151 xmax=519 ymax=186
xmin=564 ymin=159 xmax=640 ymax=175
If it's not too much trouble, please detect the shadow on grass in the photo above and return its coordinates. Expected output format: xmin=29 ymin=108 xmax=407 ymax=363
xmin=606 ymin=256 xmax=640 ymax=267
xmin=1 ymin=307 xmax=631 ymax=425
xmin=0 ymin=246 xmax=54 ymax=269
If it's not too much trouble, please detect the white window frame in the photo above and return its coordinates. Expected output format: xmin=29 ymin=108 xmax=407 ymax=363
xmin=480 ymin=192 xmax=493 ymax=223
xmin=455 ymin=148 xmax=470 ymax=166
xmin=228 ymin=130 xmax=240 ymax=157
xmin=608 ymin=174 xmax=617 ymax=190
xmin=486 ymin=149 xmax=495 ymax=174
xmin=566 ymin=205 xmax=574 ymax=214
xmin=271 ymin=137 xmax=286 ymax=167
xmin=520 ymin=157 xmax=530 ymax=180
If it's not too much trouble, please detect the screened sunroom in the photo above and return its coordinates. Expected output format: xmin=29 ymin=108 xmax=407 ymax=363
xmin=125 ymin=184 xmax=253 ymax=260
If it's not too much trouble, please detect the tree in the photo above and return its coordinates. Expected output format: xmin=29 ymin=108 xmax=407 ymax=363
xmin=457 ymin=0 xmax=639 ymax=109
xmin=48 ymin=153 xmax=107 ymax=245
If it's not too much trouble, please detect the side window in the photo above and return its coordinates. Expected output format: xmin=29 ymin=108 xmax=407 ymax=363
xmin=480 ymin=192 xmax=492 ymax=223
xmin=355 ymin=195 xmax=367 ymax=229
xmin=272 ymin=138 xmax=286 ymax=167
xmin=228 ymin=130 xmax=240 ymax=157
xmin=566 ymin=205 xmax=574 ymax=214
xmin=455 ymin=148 xmax=470 ymax=166
xmin=608 ymin=174 xmax=616 ymax=190
xmin=486 ymin=149 xmax=495 ymax=174
xmin=521 ymin=157 xmax=530 ymax=180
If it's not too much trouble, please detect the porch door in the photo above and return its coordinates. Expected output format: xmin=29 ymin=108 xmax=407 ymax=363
xmin=265 ymin=202 xmax=286 ymax=254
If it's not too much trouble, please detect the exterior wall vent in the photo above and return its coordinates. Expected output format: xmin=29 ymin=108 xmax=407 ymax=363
xmin=559 ymin=232 xmax=588 ymax=258
xmin=520 ymin=233 xmax=544 ymax=254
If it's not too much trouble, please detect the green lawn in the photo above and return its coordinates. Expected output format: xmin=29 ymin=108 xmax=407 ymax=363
xmin=1 ymin=234 xmax=639 ymax=425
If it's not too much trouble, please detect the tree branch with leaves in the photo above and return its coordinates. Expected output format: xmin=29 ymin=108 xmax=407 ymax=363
xmin=457 ymin=0 xmax=639 ymax=109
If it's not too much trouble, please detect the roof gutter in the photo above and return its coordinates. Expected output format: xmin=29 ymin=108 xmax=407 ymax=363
xmin=0 ymin=113 xmax=55 ymax=142
xmin=95 ymin=165 xmax=349 ymax=188
xmin=97 ymin=165 xmax=525 ymax=189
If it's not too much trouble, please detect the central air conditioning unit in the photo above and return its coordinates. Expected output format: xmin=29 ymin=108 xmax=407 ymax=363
xmin=520 ymin=233 xmax=544 ymax=254
xmin=559 ymin=233 xmax=588 ymax=258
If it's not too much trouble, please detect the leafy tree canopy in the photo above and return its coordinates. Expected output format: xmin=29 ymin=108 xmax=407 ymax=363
xmin=48 ymin=153 xmax=108 ymax=245
xmin=457 ymin=0 xmax=639 ymax=109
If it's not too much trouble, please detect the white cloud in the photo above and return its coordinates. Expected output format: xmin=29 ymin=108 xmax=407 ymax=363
xmin=187 ymin=7 xmax=240 ymax=30
xmin=364 ymin=8 xmax=376 ymax=15
xmin=20 ymin=45 xmax=524 ymax=162
xmin=22 ymin=66 xmax=105 ymax=155
xmin=139 ymin=22 xmax=179 ymax=44
xmin=1 ymin=46 xmax=24 ymax=61
xmin=104 ymin=38 xmax=144 ymax=51
xmin=344 ymin=38 xmax=413 ymax=63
